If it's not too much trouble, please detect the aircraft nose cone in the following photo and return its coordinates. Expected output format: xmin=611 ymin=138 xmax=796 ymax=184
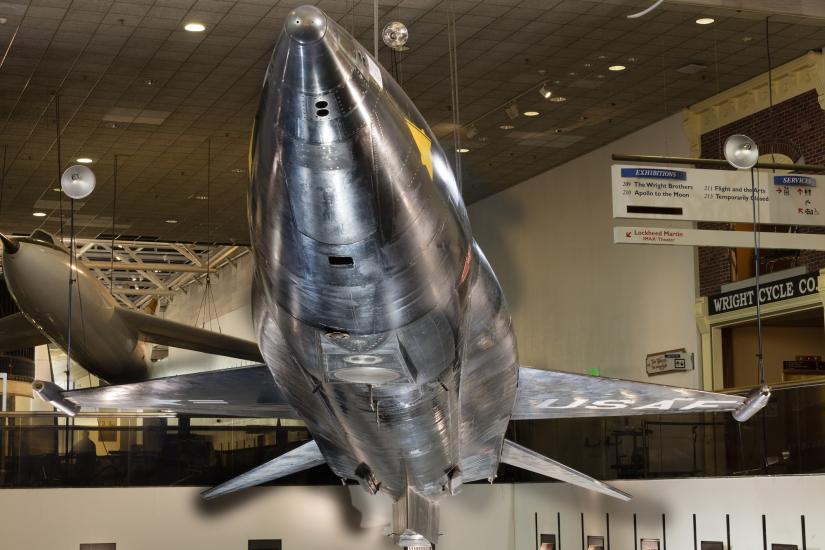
xmin=0 ymin=233 xmax=19 ymax=255
xmin=285 ymin=5 xmax=327 ymax=44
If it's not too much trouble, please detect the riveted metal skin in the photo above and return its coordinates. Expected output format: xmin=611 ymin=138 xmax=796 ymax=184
xmin=249 ymin=4 xmax=519 ymax=509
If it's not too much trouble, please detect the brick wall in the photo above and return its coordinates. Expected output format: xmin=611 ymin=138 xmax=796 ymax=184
xmin=698 ymin=89 xmax=825 ymax=296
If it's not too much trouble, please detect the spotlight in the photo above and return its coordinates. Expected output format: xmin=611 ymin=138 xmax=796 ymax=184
xmin=724 ymin=134 xmax=759 ymax=170
xmin=184 ymin=22 xmax=206 ymax=32
xmin=499 ymin=123 xmax=514 ymax=130
xmin=609 ymin=65 xmax=626 ymax=72
xmin=32 ymin=212 xmax=47 ymax=217
xmin=61 ymin=165 xmax=96 ymax=199
xmin=696 ymin=17 xmax=715 ymax=25
xmin=382 ymin=21 xmax=409 ymax=50
xmin=539 ymin=84 xmax=553 ymax=99
xmin=505 ymin=103 xmax=520 ymax=119
xmin=456 ymin=148 xmax=470 ymax=153
xmin=76 ymin=157 xmax=93 ymax=164
xmin=523 ymin=111 xmax=540 ymax=117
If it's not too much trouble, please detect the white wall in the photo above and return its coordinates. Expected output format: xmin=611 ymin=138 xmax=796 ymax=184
xmin=154 ymin=252 xmax=257 ymax=376
xmin=515 ymin=476 xmax=822 ymax=550
xmin=0 ymin=477 xmax=820 ymax=550
xmin=468 ymin=114 xmax=700 ymax=387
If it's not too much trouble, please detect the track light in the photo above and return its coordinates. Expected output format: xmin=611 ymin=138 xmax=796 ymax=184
xmin=505 ymin=103 xmax=520 ymax=120
xmin=539 ymin=84 xmax=552 ymax=99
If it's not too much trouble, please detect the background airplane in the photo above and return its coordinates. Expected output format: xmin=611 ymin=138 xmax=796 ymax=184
xmin=0 ymin=230 xmax=262 ymax=384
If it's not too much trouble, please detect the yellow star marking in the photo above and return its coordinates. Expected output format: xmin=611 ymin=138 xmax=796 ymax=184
xmin=405 ymin=118 xmax=433 ymax=180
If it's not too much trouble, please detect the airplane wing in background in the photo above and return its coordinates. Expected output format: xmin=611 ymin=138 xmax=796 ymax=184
xmin=0 ymin=312 xmax=49 ymax=351
xmin=34 ymin=364 xmax=299 ymax=418
xmin=117 ymin=308 xmax=263 ymax=363
xmin=512 ymin=366 xmax=745 ymax=420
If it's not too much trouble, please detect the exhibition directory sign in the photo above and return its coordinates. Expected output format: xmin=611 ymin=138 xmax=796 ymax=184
xmin=612 ymin=165 xmax=824 ymax=226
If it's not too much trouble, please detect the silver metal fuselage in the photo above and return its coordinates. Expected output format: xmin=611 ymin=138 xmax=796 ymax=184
xmin=250 ymin=8 xmax=519 ymax=499
xmin=2 ymin=236 xmax=150 ymax=382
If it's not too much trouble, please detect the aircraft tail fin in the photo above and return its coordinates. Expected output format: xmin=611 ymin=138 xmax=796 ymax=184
xmin=500 ymin=439 xmax=631 ymax=501
xmin=201 ymin=439 xmax=326 ymax=499
xmin=393 ymin=487 xmax=439 ymax=547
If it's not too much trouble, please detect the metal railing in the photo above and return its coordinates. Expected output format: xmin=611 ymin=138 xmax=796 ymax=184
xmin=1 ymin=382 xmax=824 ymax=488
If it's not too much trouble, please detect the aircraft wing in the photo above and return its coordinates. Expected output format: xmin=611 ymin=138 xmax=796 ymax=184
xmin=501 ymin=439 xmax=631 ymax=500
xmin=512 ymin=366 xmax=745 ymax=420
xmin=0 ymin=312 xmax=49 ymax=351
xmin=34 ymin=364 xmax=299 ymax=418
xmin=201 ymin=440 xmax=326 ymax=499
xmin=118 ymin=308 xmax=263 ymax=363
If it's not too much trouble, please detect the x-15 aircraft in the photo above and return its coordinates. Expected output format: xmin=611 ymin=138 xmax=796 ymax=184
xmin=0 ymin=6 xmax=767 ymax=547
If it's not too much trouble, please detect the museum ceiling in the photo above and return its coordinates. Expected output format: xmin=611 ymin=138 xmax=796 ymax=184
xmin=1 ymin=0 xmax=825 ymax=243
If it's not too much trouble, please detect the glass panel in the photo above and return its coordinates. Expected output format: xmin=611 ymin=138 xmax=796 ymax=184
xmin=1 ymin=382 xmax=824 ymax=488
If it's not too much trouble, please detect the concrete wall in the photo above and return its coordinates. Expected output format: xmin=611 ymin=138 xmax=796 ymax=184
xmin=467 ymin=113 xmax=699 ymax=387
xmin=0 ymin=476 xmax=820 ymax=550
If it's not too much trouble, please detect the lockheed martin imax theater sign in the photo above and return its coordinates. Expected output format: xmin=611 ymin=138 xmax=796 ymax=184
xmin=709 ymin=272 xmax=819 ymax=315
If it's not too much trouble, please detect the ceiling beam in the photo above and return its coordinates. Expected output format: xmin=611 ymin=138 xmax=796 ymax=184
xmin=82 ymin=261 xmax=213 ymax=273
xmin=112 ymin=288 xmax=176 ymax=296
xmin=668 ymin=0 xmax=825 ymax=18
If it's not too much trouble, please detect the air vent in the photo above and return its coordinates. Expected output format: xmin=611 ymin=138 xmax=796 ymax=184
xmin=328 ymin=256 xmax=354 ymax=267
xmin=676 ymin=63 xmax=707 ymax=75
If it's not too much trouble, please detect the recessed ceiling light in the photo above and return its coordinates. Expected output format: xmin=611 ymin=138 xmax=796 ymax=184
xmin=499 ymin=123 xmax=514 ymax=130
xmin=193 ymin=195 xmax=208 ymax=200
xmin=584 ymin=63 xmax=592 ymax=68
xmin=627 ymin=57 xmax=637 ymax=62
xmin=230 ymin=168 xmax=245 ymax=173
xmin=523 ymin=111 xmax=540 ymax=117
xmin=165 ymin=219 xmax=179 ymax=224
xmin=597 ymin=55 xmax=607 ymax=60
xmin=32 ymin=212 xmax=47 ymax=217
xmin=596 ymin=74 xmax=606 ymax=79
xmin=696 ymin=17 xmax=715 ymax=25
xmin=457 ymin=148 xmax=470 ymax=153
xmin=568 ymin=72 xmax=577 ymax=77
xmin=0 ymin=17 xmax=7 ymax=24
xmin=184 ymin=22 xmax=206 ymax=32
xmin=549 ymin=96 xmax=567 ymax=103
xmin=742 ymin=35 xmax=753 ymax=42
xmin=76 ymin=157 xmax=93 ymax=164
xmin=608 ymin=65 xmax=626 ymax=72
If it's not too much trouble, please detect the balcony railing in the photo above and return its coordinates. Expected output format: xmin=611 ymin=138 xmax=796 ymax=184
xmin=0 ymin=381 xmax=823 ymax=488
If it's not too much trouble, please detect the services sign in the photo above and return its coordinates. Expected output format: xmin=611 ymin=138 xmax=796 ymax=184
xmin=708 ymin=271 xmax=820 ymax=315
xmin=612 ymin=165 xmax=825 ymax=226
xmin=646 ymin=349 xmax=694 ymax=376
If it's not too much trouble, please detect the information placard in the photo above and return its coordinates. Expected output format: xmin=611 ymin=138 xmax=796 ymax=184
xmin=612 ymin=165 xmax=825 ymax=226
